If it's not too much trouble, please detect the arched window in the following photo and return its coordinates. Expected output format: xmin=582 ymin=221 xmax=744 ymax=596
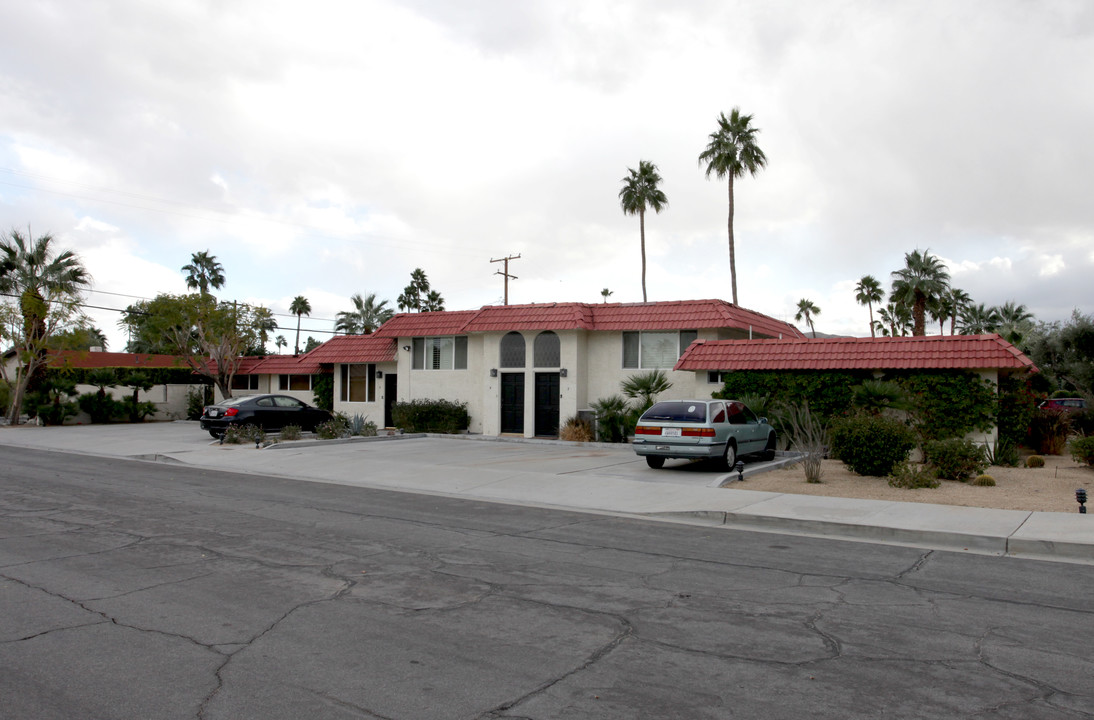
xmin=533 ymin=331 xmax=560 ymax=368
xmin=499 ymin=332 xmax=526 ymax=368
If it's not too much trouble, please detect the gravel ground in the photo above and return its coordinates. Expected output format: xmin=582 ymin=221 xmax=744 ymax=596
xmin=735 ymin=454 xmax=1094 ymax=513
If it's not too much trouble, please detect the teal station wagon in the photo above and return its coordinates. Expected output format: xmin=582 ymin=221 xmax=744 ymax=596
xmin=632 ymin=399 xmax=776 ymax=470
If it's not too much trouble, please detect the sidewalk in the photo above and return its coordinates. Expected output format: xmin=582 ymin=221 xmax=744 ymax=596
xmin=2 ymin=422 xmax=1091 ymax=564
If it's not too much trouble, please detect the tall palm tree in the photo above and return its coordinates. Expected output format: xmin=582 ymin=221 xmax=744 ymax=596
xmin=289 ymin=295 xmax=311 ymax=354
xmin=993 ymin=300 xmax=1034 ymax=345
xmin=618 ymin=160 xmax=668 ymax=303
xmin=795 ymin=298 xmax=820 ymax=338
xmin=938 ymin=287 xmax=971 ymax=335
xmin=890 ymin=249 xmax=950 ymax=336
xmin=399 ymin=268 xmax=431 ymax=312
xmin=854 ymin=275 xmax=884 ymax=338
xmin=876 ymin=301 xmax=912 ymax=337
xmin=957 ymin=303 xmax=1000 ymax=335
xmin=335 ymin=293 xmax=394 ymax=335
xmin=181 ymin=250 xmax=225 ymax=296
xmin=1 ymin=228 xmax=91 ymax=423
xmin=600 ymin=288 xmax=613 ymax=303
xmin=698 ymin=107 xmax=767 ymax=306
xmin=275 ymin=335 xmax=287 ymax=354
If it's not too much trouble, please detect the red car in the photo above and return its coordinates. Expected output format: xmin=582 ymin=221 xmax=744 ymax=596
xmin=1037 ymin=398 xmax=1088 ymax=411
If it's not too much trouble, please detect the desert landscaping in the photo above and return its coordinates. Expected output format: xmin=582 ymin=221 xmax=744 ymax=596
xmin=736 ymin=454 xmax=1093 ymax=514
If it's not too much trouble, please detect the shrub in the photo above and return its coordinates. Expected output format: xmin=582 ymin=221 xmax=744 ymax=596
xmin=830 ymin=414 xmax=916 ymax=477
xmin=1072 ymin=408 xmax=1094 ymax=437
xmin=279 ymin=424 xmax=302 ymax=441
xmin=78 ymin=392 xmax=121 ymax=423
xmin=971 ymin=474 xmax=996 ymax=486
xmin=186 ymin=387 xmax=208 ymax=421
xmin=716 ymin=370 xmax=866 ymax=422
xmin=591 ymin=395 xmax=630 ymax=443
xmin=1029 ymin=410 xmax=1072 ymax=455
xmin=888 ymin=462 xmax=940 ymax=489
xmin=1069 ymin=435 xmax=1094 ymax=467
xmin=996 ymin=375 xmax=1037 ymax=446
xmin=224 ymin=424 xmax=266 ymax=445
xmin=311 ymin=373 xmax=334 ymax=412
xmin=559 ymin=415 xmax=594 ymax=442
xmin=120 ymin=396 xmax=157 ymax=423
xmin=316 ymin=413 xmax=351 ymax=439
xmin=924 ymin=438 xmax=988 ymax=481
xmin=391 ymin=399 xmax=469 ymax=434
xmin=1025 ymin=454 xmax=1045 ymax=468
xmin=895 ymin=370 xmax=998 ymax=443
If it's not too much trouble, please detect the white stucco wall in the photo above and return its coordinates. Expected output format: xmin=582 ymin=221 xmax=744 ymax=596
xmin=332 ymin=361 xmax=397 ymax=425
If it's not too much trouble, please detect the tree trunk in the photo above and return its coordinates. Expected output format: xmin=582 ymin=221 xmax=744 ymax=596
xmin=913 ymin=294 xmax=927 ymax=336
xmin=727 ymin=175 xmax=737 ymax=305
xmin=295 ymin=314 xmax=301 ymax=355
xmin=868 ymin=303 xmax=876 ymax=338
xmin=640 ymin=209 xmax=647 ymax=303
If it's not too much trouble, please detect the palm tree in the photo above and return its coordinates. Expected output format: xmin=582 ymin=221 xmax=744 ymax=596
xmin=335 ymin=293 xmax=394 ymax=335
xmin=876 ymin=301 xmax=912 ymax=337
xmin=890 ymin=249 xmax=950 ymax=336
xmin=289 ymin=295 xmax=311 ymax=354
xmin=601 ymin=288 xmax=613 ymax=303
xmin=698 ymin=107 xmax=767 ymax=306
xmin=854 ymin=275 xmax=884 ymax=338
xmin=275 ymin=335 xmax=287 ymax=354
xmin=618 ymin=160 xmax=668 ymax=303
xmin=1 ymin=228 xmax=91 ymax=423
xmin=421 ymin=290 xmax=445 ymax=312
xmin=621 ymin=369 xmax=673 ymax=413
xmin=399 ymin=268 xmax=431 ymax=312
xmin=993 ymin=300 xmax=1034 ymax=345
xmin=181 ymin=250 xmax=225 ymax=296
xmin=957 ymin=303 xmax=1000 ymax=335
xmin=795 ymin=298 xmax=820 ymax=338
xmin=935 ymin=287 xmax=971 ymax=335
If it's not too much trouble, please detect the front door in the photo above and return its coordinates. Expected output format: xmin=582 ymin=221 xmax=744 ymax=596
xmin=384 ymin=374 xmax=397 ymax=427
xmin=534 ymin=372 xmax=560 ymax=437
xmin=500 ymin=373 xmax=525 ymax=434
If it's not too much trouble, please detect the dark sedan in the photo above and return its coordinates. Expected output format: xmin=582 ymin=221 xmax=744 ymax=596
xmin=200 ymin=394 xmax=332 ymax=438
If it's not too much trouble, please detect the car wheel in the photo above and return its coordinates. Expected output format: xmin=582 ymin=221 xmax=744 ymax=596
xmin=645 ymin=456 xmax=665 ymax=469
xmin=722 ymin=441 xmax=737 ymax=471
xmin=762 ymin=433 xmax=776 ymax=461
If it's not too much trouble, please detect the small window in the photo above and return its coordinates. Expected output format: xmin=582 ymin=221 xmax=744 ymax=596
xmin=413 ymin=337 xmax=467 ymax=370
xmin=232 ymin=374 xmax=258 ymax=390
xmin=280 ymin=374 xmax=311 ymax=391
xmin=534 ymin=331 xmax=560 ymax=368
xmin=500 ymin=332 xmax=526 ymax=368
xmin=710 ymin=402 xmax=726 ymax=423
xmin=622 ymin=330 xmax=698 ymax=369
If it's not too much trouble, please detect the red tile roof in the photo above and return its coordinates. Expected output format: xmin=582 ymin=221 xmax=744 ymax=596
xmin=372 ymin=300 xmax=802 ymax=339
xmin=45 ymin=351 xmax=192 ymax=370
xmin=248 ymin=354 xmax=323 ymax=375
xmin=302 ymin=334 xmax=397 ymax=364
xmin=675 ymin=334 xmax=1038 ymax=372
xmin=372 ymin=310 xmax=479 ymax=338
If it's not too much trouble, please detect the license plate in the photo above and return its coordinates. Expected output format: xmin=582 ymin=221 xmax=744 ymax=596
xmin=208 ymin=409 xmax=220 ymax=417
xmin=661 ymin=427 xmax=681 ymax=437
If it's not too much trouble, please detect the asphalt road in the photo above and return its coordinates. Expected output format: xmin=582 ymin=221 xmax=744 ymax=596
xmin=2 ymin=446 xmax=1092 ymax=719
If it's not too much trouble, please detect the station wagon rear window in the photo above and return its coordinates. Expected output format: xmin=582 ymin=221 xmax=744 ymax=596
xmin=639 ymin=402 xmax=708 ymax=423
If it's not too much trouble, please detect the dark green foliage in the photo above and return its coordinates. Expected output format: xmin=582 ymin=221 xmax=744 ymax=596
xmin=0 ymin=381 xmax=11 ymax=417
xmin=986 ymin=438 xmax=1021 ymax=467
xmin=892 ymin=370 xmax=997 ymax=442
xmin=311 ymin=373 xmax=334 ymax=412
xmin=924 ymin=438 xmax=988 ymax=480
xmin=888 ymin=463 xmax=941 ymax=489
xmin=830 ymin=413 xmax=916 ymax=477
xmin=1070 ymin=435 xmax=1094 ymax=466
xmin=621 ymin=369 xmax=672 ymax=414
xmin=391 ymin=399 xmax=470 ymax=434
xmin=1071 ymin=408 xmax=1094 ymax=437
xmin=851 ymin=380 xmax=911 ymax=415
xmin=717 ymin=370 xmax=868 ymax=421
xmin=995 ymin=375 xmax=1036 ymax=446
xmin=120 ymin=396 xmax=157 ymax=423
xmin=77 ymin=392 xmax=121 ymax=423
xmin=1029 ymin=410 xmax=1072 ymax=455
xmin=186 ymin=387 xmax=207 ymax=421
xmin=591 ymin=395 xmax=630 ymax=443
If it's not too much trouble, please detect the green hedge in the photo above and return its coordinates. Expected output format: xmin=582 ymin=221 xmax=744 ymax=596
xmin=391 ymin=399 xmax=470 ymax=433
xmin=716 ymin=370 xmax=869 ymax=421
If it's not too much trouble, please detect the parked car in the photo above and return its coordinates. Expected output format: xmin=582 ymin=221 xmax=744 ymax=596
xmin=632 ymin=399 xmax=776 ymax=469
xmin=1037 ymin=398 xmax=1088 ymax=411
xmin=200 ymin=394 xmax=332 ymax=438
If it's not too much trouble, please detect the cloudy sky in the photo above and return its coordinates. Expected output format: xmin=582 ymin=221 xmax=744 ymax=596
xmin=2 ymin=0 xmax=1092 ymax=351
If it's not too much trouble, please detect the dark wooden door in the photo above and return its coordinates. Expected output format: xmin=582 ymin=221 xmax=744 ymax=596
xmin=534 ymin=372 xmax=560 ymax=437
xmin=384 ymin=374 xmax=397 ymax=427
xmin=500 ymin=373 xmax=525 ymax=434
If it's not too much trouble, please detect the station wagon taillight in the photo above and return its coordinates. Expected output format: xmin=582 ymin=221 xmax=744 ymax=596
xmin=634 ymin=426 xmax=661 ymax=435
xmin=682 ymin=427 xmax=716 ymax=437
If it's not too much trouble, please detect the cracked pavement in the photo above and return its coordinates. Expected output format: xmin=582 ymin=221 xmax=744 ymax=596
xmin=2 ymin=445 xmax=1093 ymax=719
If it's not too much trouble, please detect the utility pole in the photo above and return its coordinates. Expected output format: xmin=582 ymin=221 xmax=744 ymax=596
xmin=490 ymin=254 xmax=520 ymax=306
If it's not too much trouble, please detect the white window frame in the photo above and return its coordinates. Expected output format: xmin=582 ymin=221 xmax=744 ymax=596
xmin=413 ymin=336 xmax=468 ymax=370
